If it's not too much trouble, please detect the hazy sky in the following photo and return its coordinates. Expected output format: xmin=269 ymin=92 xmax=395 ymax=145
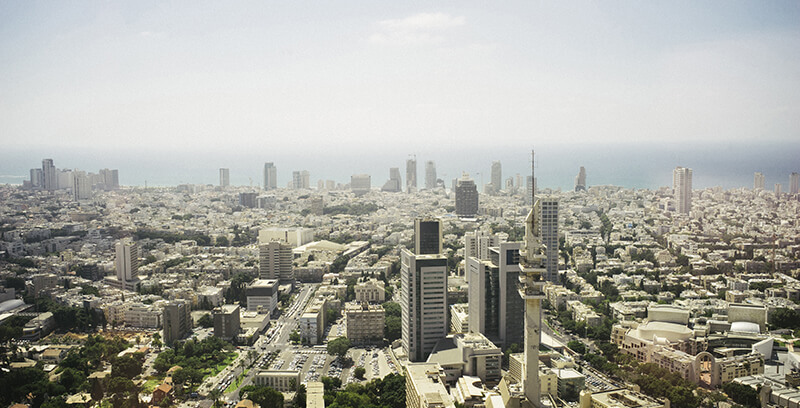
xmin=2 ymin=1 xmax=799 ymax=158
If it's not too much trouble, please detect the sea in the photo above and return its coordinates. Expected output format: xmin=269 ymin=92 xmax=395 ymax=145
xmin=1 ymin=141 xmax=797 ymax=192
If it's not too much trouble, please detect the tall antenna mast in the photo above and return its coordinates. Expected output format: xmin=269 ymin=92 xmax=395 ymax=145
xmin=531 ymin=149 xmax=535 ymax=209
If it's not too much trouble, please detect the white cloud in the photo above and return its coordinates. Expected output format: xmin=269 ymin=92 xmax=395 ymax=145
xmin=369 ymin=12 xmax=465 ymax=45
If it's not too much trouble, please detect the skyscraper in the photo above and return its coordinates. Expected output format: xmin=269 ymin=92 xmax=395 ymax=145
xmin=455 ymin=174 xmax=479 ymax=218
xmin=464 ymin=230 xmax=501 ymax=262
xmin=116 ymin=240 xmax=138 ymax=282
xmin=259 ymin=240 xmax=293 ymax=282
xmin=539 ymin=197 xmax=559 ymax=283
xmin=467 ymin=242 xmax=524 ymax=347
xmin=574 ymin=166 xmax=587 ymax=191
xmin=292 ymin=170 xmax=310 ymax=189
xmin=490 ymin=161 xmax=502 ymax=194
xmin=401 ymin=218 xmax=447 ymax=362
xmin=415 ymin=218 xmax=442 ymax=255
xmin=754 ymin=172 xmax=765 ymax=190
xmin=673 ymin=167 xmax=692 ymax=215
xmin=42 ymin=159 xmax=56 ymax=192
xmin=406 ymin=157 xmax=417 ymax=193
xmin=219 ymin=168 xmax=230 ymax=188
xmin=790 ymin=172 xmax=799 ymax=195
xmin=72 ymin=171 xmax=90 ymax=201
xmin=163 ymin=300 xmax=191 ymax=346
xmin=425 ymin=161 xmax=437 ymax=190
xmin=29 ymin=168 xmax=43 ymax=189
xmin=381 ymin=167 xmax=402 ymax=192
xmin=351 ymin=174 xmax=371 ymax=196
xmin=263 ymin=162 xmax=277 ymax=190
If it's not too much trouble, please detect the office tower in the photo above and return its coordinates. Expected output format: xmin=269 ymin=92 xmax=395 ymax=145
xmin=775 ymin=183 xmax=782 ymax=197
xmin=754 ymin=172 xmax=765 ymax=190
xmin=29 ymin=168 xmax=42 ymax=189
xmin=42 ymin=159 xmax=57 ymax=191
xmin=519 ymin=150 xmax=545 ymax=406
xmin=415 ymin=218 xmax=442 ymax=255
xmin=116 ymin=239 xmax=139 ymax=283
xmin=455 ymin=173 xmax=479 ymax=218
xmin=219 ymin=168 xmax=230 ymax=188
xmin=401 ymin=218 xmax=448 ymax=362
xmin=213 ymin=304 xmax=240 ymax=341
xmin=163 ymin=300 xmax=191 ymax=346
xmin=491 ymin=161 xmax=502 ymax=194
xmin=464 ymin=230 xmax=501 ymax=262
xmin=351 ymin=174 xmax=371 ymax=196
xmin=71 ymin=171 xmax=90 ymax=201
xmin=382 ymin=167 xmax=402 ymax=192
xmin=406 ymin=157 xmax=417 ymax=193
xmin=259 ymin=240 xmax=293 ymax=282
xmin=539 ymin=197 xmax=559 ymax=283
xmin=263 ymin=162 xmax=277 ymax=190
xmin=467 ymin=242 xmax=524 ymax=347
xmin=790 ymin=172 xmax=799 ymax=195
xmin=673 ymin=167 xmax=692 ymax=215
xmin=425 ymin=161 xmax=437 ymax=190
xmin=575 ymin=166 xmax=587 ymax=191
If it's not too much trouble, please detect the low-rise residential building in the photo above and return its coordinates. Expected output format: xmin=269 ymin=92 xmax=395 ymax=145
xmin=354 ymin=279 xmax=385 ymax=303
xmin=405 ymin=363 xmax=456 ymax=408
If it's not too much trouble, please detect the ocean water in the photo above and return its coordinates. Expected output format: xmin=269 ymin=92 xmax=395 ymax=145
xmin=1 ymin=141 xmax=797 ymax=191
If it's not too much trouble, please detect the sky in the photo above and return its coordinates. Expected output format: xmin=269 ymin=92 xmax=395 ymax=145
xmin=1 ymin=1 xmax=799 ymax=187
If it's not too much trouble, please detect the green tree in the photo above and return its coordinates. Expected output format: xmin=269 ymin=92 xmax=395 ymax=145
xmin=567 ymin=340 xmax=586 ymax=355
xmin=327 ymin=337 xmax=351 ymax=358
xmin=198 ymin=313 xmax=214 ymax=328
xmin=111 ymin=353 xmax=144 ymax=379
xmin=354 ymin=366 xmax=366 ymax=380
xmin=242 ymin=385 xmax=285 ymax=407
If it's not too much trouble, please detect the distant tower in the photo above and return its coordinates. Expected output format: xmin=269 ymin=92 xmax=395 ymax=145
xmin=425 ymin=161 xmax=437 ymax=190
xmin=401 ymin=218 xmax=447 ymax=362
xmin=382 ymin=168 xmax=402 ymax=192
xmin=406 ymin=156 xmax=417 ymax=193
xmin=574 ymin=166 xmax=587 ymax=191
xmin=754 ymin=172 xmax=765 ymax=190
xmin=491 ymin=161 xmax=502 ymax=194
xmin=519 ymin=150 xmax=545 ymax=407
xmin=790 ymin=172 xmax=799 ymax=195
xmin=29 ymin=168 xmax=43 ymax=189
xmin=455 ymin=173 xmax=479 ymax=218
xmin=263 ymin=162 xmax=277 ymax=190
xmin=42 ymin=159 xmax=57 ymax=192
xmin=775 ymin=183 xmax=782 ymax=197
xmin=351 ymin=174 xmax=371 ymax=196
xmin=72 ymin=171 xmax=90 ymax=201
xmin=219 ymin=168 xmax=230 ymax=188
xmin=292 ymin=171 xmax=310 ymax=189
xmin=673 ymin=167 xmax=692 ymax=215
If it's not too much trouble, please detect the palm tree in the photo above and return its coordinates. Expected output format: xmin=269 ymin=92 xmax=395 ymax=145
xmin=208 ymin=389 xmax=222 ymax=408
